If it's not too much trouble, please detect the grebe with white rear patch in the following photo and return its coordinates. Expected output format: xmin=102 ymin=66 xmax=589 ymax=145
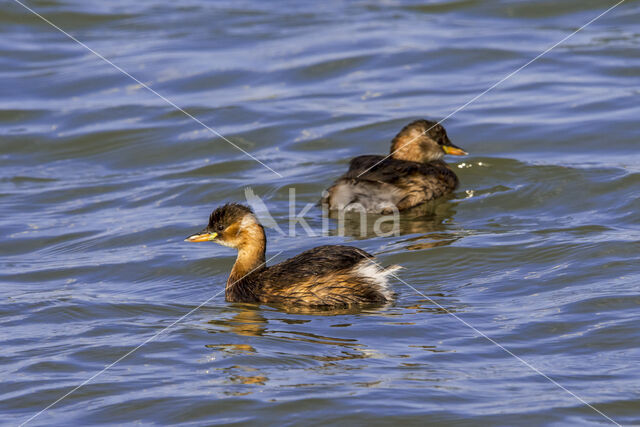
xmin=186 ymin=203 xmax=400 ymax=307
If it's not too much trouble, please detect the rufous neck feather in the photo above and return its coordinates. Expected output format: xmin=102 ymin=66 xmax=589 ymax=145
xmin=228 ymin=216 xmax=266 ymax=287
xmin=390 ymin=127 xmax=426 ymax=162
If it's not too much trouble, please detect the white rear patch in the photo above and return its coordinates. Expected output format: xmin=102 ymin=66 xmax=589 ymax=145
xmin=354 ymin=260 xmax=401 ymax=300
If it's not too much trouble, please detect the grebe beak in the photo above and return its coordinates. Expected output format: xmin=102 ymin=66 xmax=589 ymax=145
xmin=185 ymin=231 xmax=218 ymax=242
xmin=442 ymin=144 xmax=467 ymax=156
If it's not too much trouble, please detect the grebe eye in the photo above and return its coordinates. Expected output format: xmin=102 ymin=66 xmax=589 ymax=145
xmin=217 ymin=224 xmax=224 ymax=231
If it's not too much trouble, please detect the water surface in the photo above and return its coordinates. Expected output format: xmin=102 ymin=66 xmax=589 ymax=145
xmin=1 ymin=0 xmax=639 ymax=425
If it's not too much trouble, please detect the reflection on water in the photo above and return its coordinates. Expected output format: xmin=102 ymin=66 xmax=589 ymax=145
xmin=217 ymin=365 xmax=268 ymax=393
xmin=268 ymin=329 xmax=360 ymax=347
xmin=228 ymin=374 xmax=268 ymax=386
xmin=3 ymin=0 xmax=639 ymax=423
xmin=347 ymin=199 xmax=468 ymax=252
xmin=204 ymin=343 xmax=257 ymax=354
xmin=208 ymin=304 xmax=268 ymax=338
xmin=327 ymin=197 xmax=458 ymax=239
xmin=200 ymin=297 xmax=458 ymax=394
xmin=398 ymin=232 xmax=462 ymax=251
xmin=404 ymin=298 xmax=465 ymax=315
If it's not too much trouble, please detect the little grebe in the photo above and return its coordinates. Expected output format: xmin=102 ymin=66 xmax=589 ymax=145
xmin=186 ymin=203 xmax=400 ymax=307
xmin=323 ymin=120 xmax=467 ymax=213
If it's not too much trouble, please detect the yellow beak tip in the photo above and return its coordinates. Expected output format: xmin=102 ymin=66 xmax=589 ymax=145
xmin=443 ymin=146 xmax=467 ymax=156
xmin=184 ymin=232 xmax=217 ymax=243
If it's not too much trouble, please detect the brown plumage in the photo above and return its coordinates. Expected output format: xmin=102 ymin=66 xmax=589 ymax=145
xmin=185 ymin=204 xmax=401 ymax=307
xmin=322 ymin=120 xmax=467 ymax=213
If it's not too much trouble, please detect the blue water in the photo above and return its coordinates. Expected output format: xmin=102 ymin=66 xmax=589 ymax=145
xmin=1 ymin=0 xmax=639 ymax=425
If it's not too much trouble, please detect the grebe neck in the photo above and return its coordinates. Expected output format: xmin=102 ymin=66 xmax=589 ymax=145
xmin=227 ymin=222 xmax=266 ymax=290
xmin=391 ymin=138 xmax=425 ymax=162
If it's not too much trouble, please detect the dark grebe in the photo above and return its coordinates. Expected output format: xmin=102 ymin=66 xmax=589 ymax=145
xmin=323 ymin=120 xmax=467 ymax=213
xmin=186 ymin=203 xmax=400 ymax=307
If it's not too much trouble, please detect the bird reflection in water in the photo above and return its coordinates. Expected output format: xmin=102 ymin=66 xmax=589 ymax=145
xmin=328 ymin=198 xmax=463 ymax=251
xmin=200 ymin=298 xmax=458 ymax=395
xmin=202 ymin=304 xmax=399 ymax=391
xmin=207 ymin=303 xmax=268 ymax=338
xmin=204 ymin=305 xmax=268 ymax=392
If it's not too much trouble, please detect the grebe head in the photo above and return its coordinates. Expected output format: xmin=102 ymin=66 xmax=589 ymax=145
xmin=390 ymin=119 xmax=467 ymax=162
xmin=185 ymin=203 xmax=260 ymax=249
